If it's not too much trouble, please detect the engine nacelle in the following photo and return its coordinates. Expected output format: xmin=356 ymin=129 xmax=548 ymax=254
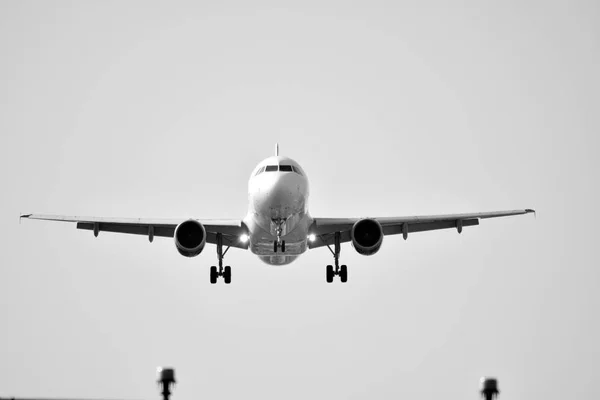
xmin=351 ymin=218 xmax=383 ymax=256
xmin=174 ymin=219 xmax=207 ymax=257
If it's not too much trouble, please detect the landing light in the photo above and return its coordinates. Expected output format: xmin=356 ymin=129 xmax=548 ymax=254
xmin=239 ymin=234 xmax=249 ymax=243
xmin=308 ymin=234 xmax=316 ymax=242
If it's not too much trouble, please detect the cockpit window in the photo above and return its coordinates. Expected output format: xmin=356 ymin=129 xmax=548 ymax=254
xmin=255 ymin=164 xmax=303 ymax=176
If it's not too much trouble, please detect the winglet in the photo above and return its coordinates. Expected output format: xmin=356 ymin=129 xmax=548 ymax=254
xmin=275 ymin=143 xmax=279 ymax=156
xmin=525 ymin=208 xmax=536 ymax=218
xmin=19 ymin=213 xmax=31 ymax=224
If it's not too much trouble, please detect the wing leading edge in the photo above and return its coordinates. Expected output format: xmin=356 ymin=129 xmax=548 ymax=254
xmin=308 ymin=209 xmax=535 ymax=249
xmin=19 ymin=214 xmax=249 ymax=249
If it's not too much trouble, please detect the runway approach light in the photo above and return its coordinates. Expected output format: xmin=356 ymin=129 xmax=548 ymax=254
xmin=308 ymin=234 xmax=316 ymax=242
xmin=157 ymin=367 xmax=176 ymax=400
xmin=239 ymin=234 xmax=249 ymax=243
xmin=480 ymin=377 xmax=499 ymax=400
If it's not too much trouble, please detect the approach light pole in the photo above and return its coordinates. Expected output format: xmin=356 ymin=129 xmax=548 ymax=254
xmin=480 ymin=377 xmax=499 ymax=400
xmin=157 ymin=367 xmax=176 ymax=400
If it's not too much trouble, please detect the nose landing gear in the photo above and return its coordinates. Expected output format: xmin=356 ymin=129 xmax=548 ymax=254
xmin=272 ymin=219 xmax=286 ymax=253
xmin=325 ymin=232 xmax=348 ymax=283
xmin=210 ymin=233 xmax=232 ymax=284
xmin=273 ymin=239 xmax=286 ymax=253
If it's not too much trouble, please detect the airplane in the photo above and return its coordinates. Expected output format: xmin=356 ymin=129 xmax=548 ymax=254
xmin=20 ymin=145 xmax=535 ymax=284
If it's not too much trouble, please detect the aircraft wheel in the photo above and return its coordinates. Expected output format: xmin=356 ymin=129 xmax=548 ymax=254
xmin=224 ymin=266 xmax=232 ymax=284
xmin=326 ymin=265 xmax=334 ymax=283
xmin=340 ymin=265 xmax=348 ymax=283
xmin=281 ymin=240 xmax=286 ymax=253
xmin=273 ymin=241 xmax=278 ymax=253
xmin=210 ymin=266 xmax=218 ymax=284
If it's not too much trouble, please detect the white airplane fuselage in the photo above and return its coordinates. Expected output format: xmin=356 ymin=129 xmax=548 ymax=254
xmin=243 ymin=155 xmax=311 ymax=265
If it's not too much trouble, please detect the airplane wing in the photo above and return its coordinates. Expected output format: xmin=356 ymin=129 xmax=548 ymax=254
xmin=19 ymin=214 xmax=249 ymax=249
xmin=308 ymin=209 xmax=535 ymax=249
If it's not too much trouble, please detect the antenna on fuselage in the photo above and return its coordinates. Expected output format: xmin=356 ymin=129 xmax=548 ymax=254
xmin=275 ymin=143 xmax=279 ymax=156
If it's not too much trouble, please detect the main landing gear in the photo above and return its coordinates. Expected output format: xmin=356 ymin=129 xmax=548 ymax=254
xmin=210 ymin=233 xmax=232 ymax=284
xmin=325 ymin=232 xmax=348 ymax=283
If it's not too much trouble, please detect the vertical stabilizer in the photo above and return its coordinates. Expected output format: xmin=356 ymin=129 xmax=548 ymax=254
xmin=275 ymin=143 xmax=279 ymax=156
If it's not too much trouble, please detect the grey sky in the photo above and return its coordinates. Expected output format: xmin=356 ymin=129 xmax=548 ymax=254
xmin=1 ymin=1 xmax=598 ymax=399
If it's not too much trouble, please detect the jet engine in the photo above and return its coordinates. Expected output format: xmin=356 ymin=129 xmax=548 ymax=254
xmin=174 ymin=219 xmax=207 ymax=257
xmin=351 ymin=218 xmax=384 ymax=256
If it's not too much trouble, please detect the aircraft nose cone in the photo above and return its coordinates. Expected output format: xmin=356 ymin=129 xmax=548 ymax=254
xmin=264 ymin=181 xmax=296 ymax=218
xmin=253 ymin=173 xmax=306 ymax=220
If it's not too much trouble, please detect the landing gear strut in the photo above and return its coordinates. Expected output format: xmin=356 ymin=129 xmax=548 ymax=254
xmin=325 ymin=232 xmax=348 ymax=283
xmin=210 ymin=233 xmax=232 ymax=284
xmin=273 ymin=220 xmax=286 ymax=253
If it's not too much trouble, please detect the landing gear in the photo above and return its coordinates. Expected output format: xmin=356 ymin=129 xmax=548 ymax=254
xmin=339 ymin=265 xmax=348 ymax=283
xmin=273 ymin=219 xmax=286 ymax=253
xmin=326 ymin=265 xmax=334 ymax=283
xmin=223 ymin=266 xmax=231 ymax=284
xmin=210 ymin=233 xmax=232 ymax=284
xmin=273 ymin=239 xmax=286 ymax=253
xmin=210 ymin=266 xmax=218 ymax=284
xmin=325 ymin=232 xmax=348 ymax=283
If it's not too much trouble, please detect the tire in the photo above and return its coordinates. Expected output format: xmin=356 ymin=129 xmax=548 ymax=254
xmin=273 ymin=241 xmax=278 ymax=253
xmin=281 ymin=240 xmax=286 ymax=253
xmin=224 ymin=266 xmax=232 ymax=284
xmin=326 ymin=265 xmax=334 ymax=283
xmin=210 ymin=266 xmax=218 ymax=284
xmin=340 ymin=265 xmax=348 ymax=283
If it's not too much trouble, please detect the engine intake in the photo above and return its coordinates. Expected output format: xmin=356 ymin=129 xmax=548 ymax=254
xmin=351 ymin=218 xmax=383 ymax=256
xmin=174 ymin=219 xmax=207 ymax=257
